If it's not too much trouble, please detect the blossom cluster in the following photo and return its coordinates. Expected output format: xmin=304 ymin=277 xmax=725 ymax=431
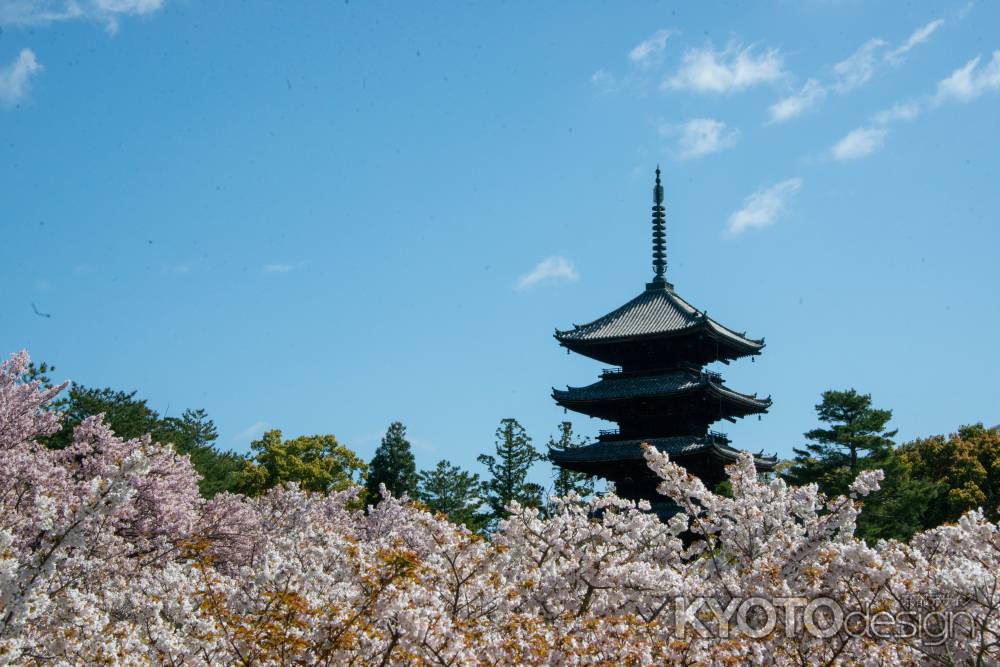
xmin=0 ymin=351 xmax=997 ymax=665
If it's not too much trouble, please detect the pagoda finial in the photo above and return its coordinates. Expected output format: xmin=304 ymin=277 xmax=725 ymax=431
xmin=650 ymin=166 xmax=667 ymax=286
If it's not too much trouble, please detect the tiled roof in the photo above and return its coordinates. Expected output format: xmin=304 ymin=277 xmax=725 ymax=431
xmin=548 ymin=436 xmax=777 ymax=468
xmin=552 ymin=369 xmax=771 ymax=410
xmin=555 ymin=284 xmax=763 ymax=352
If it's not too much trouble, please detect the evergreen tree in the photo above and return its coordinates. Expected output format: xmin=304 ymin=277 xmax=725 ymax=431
xmin=418 ymin=460 xmax=487 ymax=530
xmin=477 ymin=418 xmax=543 ymax=525
xmin=162 ymin=408 xmax=246 ymax=498
xmin=854 ymin=447 xmax=939 ymax=543
xmin=365 ymin=421 xmax=418 ymax=506
xmin=784 ymin=389 xmax=897 ymax=497
xmin=28 ymin=365 xmax=244 ymax=497
xmin=234 ymin=430 xmax=366 ymax=496
xmin=547 ymin=421 xmax=595 ymax=498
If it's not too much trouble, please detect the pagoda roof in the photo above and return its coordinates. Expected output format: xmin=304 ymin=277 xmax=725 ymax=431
xmin=552 ymin=368 xmax=771 ymax=412
xmin=549 ymin=435 xmax=777 ymax=471
xmin=555 ymin=283 xmax=763 ymax=355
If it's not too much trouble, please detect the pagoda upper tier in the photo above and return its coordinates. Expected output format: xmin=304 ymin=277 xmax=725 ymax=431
xmin=554 ymin=283 xmax=764 ymax=368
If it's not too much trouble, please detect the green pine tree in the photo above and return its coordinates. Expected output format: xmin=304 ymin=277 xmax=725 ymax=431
xmin=28 ymin=364 xmax=244 ymax=498
xmin=365 ymin=421 xmax=419 ymax=506
xmin=418 ymin=460 xmax=487 ymax=530
xmin=547 ymin=421 xmax=595 ymax=498
xmin=784 ymin=389 xmax=897 ymax=497
xmin=477 ymin=418 xmax=543 ymax=525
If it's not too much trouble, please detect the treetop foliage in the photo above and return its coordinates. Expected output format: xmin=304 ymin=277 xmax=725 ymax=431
xmin=235 ymin=429 xmax=367 ymax=496
xmin=547 ymin=421 xmax=595 ymax=499
xmin=365 ymin=421 xmax=419 ymax=506
xmin=417 ymin=459 xmax=487 ymax=531
xmin=477 ymin=418 xmax=544 ymax=525
xmin=26 ymin=362 xmax=243 ymax=498
xmin=785 ymin=388 xmax=897 ymax=496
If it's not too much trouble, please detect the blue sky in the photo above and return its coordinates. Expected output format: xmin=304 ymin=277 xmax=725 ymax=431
xmin=3 ymin=1 xmax=999 ymax=489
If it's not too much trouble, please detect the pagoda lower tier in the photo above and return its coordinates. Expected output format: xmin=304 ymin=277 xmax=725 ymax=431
xmin=549 ymin=435 xmax=777 ymax=518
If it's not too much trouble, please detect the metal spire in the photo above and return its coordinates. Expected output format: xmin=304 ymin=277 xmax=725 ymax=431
xmin=649 ymin=166 xmax=668 ymax=287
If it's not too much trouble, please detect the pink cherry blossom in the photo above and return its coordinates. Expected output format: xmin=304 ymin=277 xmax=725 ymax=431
xmin=0 ymin=350 xmax=997 ymax=665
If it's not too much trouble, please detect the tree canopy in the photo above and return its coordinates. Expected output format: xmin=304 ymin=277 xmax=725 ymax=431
xmin=784 ymin=389 xmax=897 ymax=496
xmin=897 ymin=423 xmax=1000 ymax=526
xmin=477 ymin=418 xmax=543 ymax=524
xmin=547 ymin=421 xmax=595 ymax=498
xmin=235 ymin=430 xmax=366 ymax=496
xmin=417 ymin=460 xmax=486 ymax=530
xmin=365 ymin=421 xmax=418 ymax=506
xmin=28 ymin=364 xmax=243 ymax=498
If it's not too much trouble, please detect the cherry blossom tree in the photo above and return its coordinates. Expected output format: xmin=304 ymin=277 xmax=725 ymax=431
xmin=0 ymin=350 xmax=997 ymax=665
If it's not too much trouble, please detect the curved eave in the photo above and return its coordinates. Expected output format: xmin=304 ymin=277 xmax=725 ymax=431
xmin=705 ymin=381 xmax=773 ymax=412
xmin=549 ymin=439 xmax=777 ymax=473
xmin=551 ymin=379 xmax=771 ymax=413
xmin=554 ymin=318 xmax=764 ymax=358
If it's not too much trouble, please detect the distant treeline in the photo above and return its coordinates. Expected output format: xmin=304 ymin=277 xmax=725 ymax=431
xmin=26 ymin=362 xmax=999 ymax=541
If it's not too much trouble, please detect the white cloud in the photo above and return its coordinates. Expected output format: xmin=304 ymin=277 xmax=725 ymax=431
xmin=0 ymin=0 xmax=165 ymax=33
xmin=831 ymin=126 xmax=888 ymax=160
xmin=833 ymin=39 xmax=888 ymax=93
xmin=768 ymin=79 xmax=827 ymax=123
xmin=725 ymin=178 xmax=802 ymax=237
xmin=0 ymin=49 xmax=42 ymax=107
xmin=668 ymin=118 xmax=739 ymax=159
xmin=872 ymin=101 xmax=920 ymax=124
xmin=628 ymin=29 xmax=673 ymax=67
xmin=231 ymin=421 xmax=269 ymax=443
xmin=516 ymin=256 xmax=579 ymax=291
xmin=664 ymin=42 xmax=785 ymax=94
xmin=885 ymin=19 xmax=945 ymax=64
xmin=934 ymin=51 xmax=1000 ymax=103
xmin=764 ymin=20 xmax=942 ymax=120
xmin=264 ymin=263 xmax=295 ymax=273
xmin=590 ymin=68 xmax=617 ymax=92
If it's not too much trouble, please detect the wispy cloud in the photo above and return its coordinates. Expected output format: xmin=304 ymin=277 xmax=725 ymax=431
xmin=934 ymin=51 xmax=1000 ymax=103
xmin=885 ymin=19 xmax=945 ymax=65
xmin=590 ymin=68 xmax=618 ymax=93
xmin=767 ymin=19 xmax=943 ymax=122
xmin=516 ymin=256 xmax=579 ymax=291
xmin=666 ymin=118 xmax=739 ymax=159
xmin=663 ymin=41 xmax=785 ymax=94
xmin=831 ymin=126 xmax=889 ymax=161
xmin=768 ymin=79 xmax=827 ymax=123
xmin=725 ymin=178 xmax=802 ymax=237
xmin=263 ymin=260 xmax=310 ymax=274
xmin=0 ymin=0 xmax=166 ymax=34
xmin=628 ymin=29 xmax=673 ymax=67
xmin=231 ymin=421 xmax=269 ymax=443
xmin=0 ymin=49 xmax=41 ymax=108
xmin=872 ymin=101 xmax=921 ymax=124
xmin=832 ymin=39 xmax=887 ymax=93
xmin=835 ymin=20 xmax=945 ymax=89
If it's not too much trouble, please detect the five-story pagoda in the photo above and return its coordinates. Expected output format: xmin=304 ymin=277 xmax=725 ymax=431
xmin=550 ymin=168 xmax=775 ymax=516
